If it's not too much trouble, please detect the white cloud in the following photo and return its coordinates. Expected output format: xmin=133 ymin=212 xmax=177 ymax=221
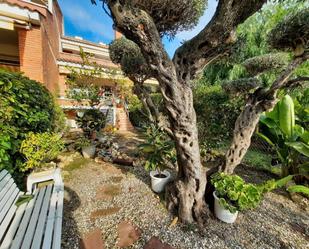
xmin=60 ymin=2 xmax=114 ymax=41
xmin=176 ymin=0 xmax=218 ymax=41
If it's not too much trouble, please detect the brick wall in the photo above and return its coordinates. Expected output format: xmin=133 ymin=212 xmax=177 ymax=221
xmin=18 ymin=26 xmax=44 ymax=83
xmin=58 ymin=73 xmax=67 ymax=96
xmin=17 ymin=0 xmax=63 ymax=94
xmin=40 ymin=0 xmax=63 ymax=94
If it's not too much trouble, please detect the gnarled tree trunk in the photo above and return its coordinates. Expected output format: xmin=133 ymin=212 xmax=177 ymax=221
xmin=105 ymin=0 xmax=267 ymax=224
xmin=222 ymin=55 xmax=309 ymax=174
xmin=222 ymin=89 xmax=276 ymax=173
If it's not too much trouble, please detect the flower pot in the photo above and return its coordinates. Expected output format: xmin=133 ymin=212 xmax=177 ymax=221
xmin=150 ymin=170 xmax=171 ymax=193
xmin=213 ymin=191 xmax=238 ymax=223
xmin=82 ymin=145 xmax=96 ymax=159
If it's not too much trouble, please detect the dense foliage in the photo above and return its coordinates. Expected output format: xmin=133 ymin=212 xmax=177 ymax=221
xmin=193 ymin=85 xmax=243 ymax=148
xmin=0 ymin=69 xmax=63 ymax=175
xmin=20 ymin=132 xmax=64 ymax=172
xmin=94 ymin=0 xmax=207 ymax=38
xmin=194 ymin=0 xmax=309 ymax=148
xmin=139 ymin=124 xmax=176 ymax=173
xmin=76 ymin=109 xmax=108 ymax=138
xmin=258 ymin=95 xmax=309 ymax=180
xmin=211 ymin=172 xmax=292 ymax=213
xmin=268 ymin=7 xmax=309 ymax=52
xmin=66 ymin=48 xmax=105 ymax=107
xmin=109 ymin=37 xmax=148 ymax=78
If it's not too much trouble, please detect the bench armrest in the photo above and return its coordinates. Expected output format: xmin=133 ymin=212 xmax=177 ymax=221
xmin=27 ymin=168 xmax=63 ymax=193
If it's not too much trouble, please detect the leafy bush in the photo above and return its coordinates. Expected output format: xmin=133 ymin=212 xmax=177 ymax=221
xmin=76 ymin=109 xmax=107 ymax=138
xmin=20 ymin=132 xmax=64 ymax=172
xmin=0 ymin=69 xmax=64 ymax=174
xmin=211 ymin=173 xmax=290 ymax=213
xmin=128 ymin=93 xmax=164 ymax=127
xmin=139 ymin=124 xmax=176 ymax=173
xmin=74 ymin=137 xmax=92 ymax=151
xmin=193 ymin=85 xmax=243 ymax=147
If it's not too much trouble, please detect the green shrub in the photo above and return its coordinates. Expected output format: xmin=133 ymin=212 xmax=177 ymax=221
xmin=128 ymin=93 xmax=164 ymax=127
xmin=193 ymin=85 xmax=243 ymax=147
xmin=76 ymin=109 xmax=107 ymax=138
xmin=0 ymin=69 xmax=64 ymax=174
xmin=139 ymin=124 xmax=176 ymax=173
xmin=20 ymin=132 xmax=64 ymax=172
xmin=74 ymin=137 xmax=92 ymax=151
xmin=211 ymin=173 xmax=288 ymax=213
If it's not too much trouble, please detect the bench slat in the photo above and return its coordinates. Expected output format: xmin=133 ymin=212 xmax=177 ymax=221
xmin=0 ymin=170 xmax=8 ymax=182
xmin=0 ymin=172 xmax=11 ymax=190
xmin=20 ymin=187 xmax=47 ymax=249
xmin=0 ymin=182 xmax=18 ymax=216
xmin=42 ymin=185 xmax=60 ymax=249
xmin=0 ymin=187 xmax=19 ymax=226
xmin=31 ymin=185 xmax=53 ymax=249
xmin=0 ymin=169 xmax=64 ymax=249
xmin=0 ymin=177 xmax=14 ymax=203
xmin=0 ymin=198 xmax=28 ymax=249
xmin=53 ymin=185 xmax=64 ymax=249
xmin=0 ymin=191 xmax=22 ymax=243
xmin=10 ymin=190 xmax=40 ymax=249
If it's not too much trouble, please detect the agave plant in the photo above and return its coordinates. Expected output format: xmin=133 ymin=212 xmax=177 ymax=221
xmin=257 ymin=95 xmax=309 ymax=183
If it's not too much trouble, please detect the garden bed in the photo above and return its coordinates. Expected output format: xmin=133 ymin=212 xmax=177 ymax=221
xmin=61 ymin=155 xmax=309 ymax=249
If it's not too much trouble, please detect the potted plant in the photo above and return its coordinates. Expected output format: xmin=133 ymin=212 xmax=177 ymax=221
xmin=210 ymin=173 xmax=280 ymax=223
xmin=76 ymin=109 xmax=108 ymax=140
xmin=139 ymin=125 xmax=176 ymax=193
xmin=75 ymin=137 xmax=96 ymax=159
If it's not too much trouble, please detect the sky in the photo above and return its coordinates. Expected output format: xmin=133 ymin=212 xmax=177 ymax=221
xmin=58 ymin=0 xmax=218 ymax=58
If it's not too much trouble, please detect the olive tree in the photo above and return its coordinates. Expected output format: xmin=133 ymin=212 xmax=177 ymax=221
xmin=92 ymin=0 xmax=268 ymax=224
xmin=109 ymin=37 xmax=172 ymax=134
xmin=222 ymin=8 xmax=309 ymax=174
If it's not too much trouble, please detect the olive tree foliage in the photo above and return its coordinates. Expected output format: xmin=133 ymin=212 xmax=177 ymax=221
xmin=109 ymin=37 xmax=170 ymax=133
xmin=222 ymin=8 xmax=309 ymax=174
xmin=93 ymin=0 xmax=267 ymax=225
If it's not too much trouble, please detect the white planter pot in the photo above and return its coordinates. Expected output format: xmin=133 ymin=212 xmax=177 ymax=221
xmin=98 ymin=136 xmax=107 ymax=144
xmin=150 ymin=170 xmax=171 ymax=193
xmin=213 ymin=191 xmax=238 ymax=223
xmin=82 ymin=145 xmax=96 ymax=159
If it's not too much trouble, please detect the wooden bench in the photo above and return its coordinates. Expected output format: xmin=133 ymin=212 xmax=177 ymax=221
xmin=0 ymin=168 xmax=64 ymax=249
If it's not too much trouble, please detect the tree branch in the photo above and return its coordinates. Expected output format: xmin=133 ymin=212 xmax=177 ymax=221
xmin=173 ymin=0 xmax=267 ymax=81
xmin=266 ymin=52 xmax=309 ymax=96
xmin=283 ymin=76 xmax=309 ymax=89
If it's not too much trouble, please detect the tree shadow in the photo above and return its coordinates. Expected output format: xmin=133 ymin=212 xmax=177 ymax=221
xmin=61 ymin=186 xmax=81 ymax=249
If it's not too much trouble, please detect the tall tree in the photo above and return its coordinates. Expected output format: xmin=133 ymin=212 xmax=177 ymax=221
xmin=222 ymin=8 xmax=309 ymax=173
xmin=109 ymin=37 xmax=172 ymax=135
xmin=93 ymin=0 xmax=267 ymax=224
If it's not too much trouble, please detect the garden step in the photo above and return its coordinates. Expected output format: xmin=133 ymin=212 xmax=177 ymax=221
xmin=80 ymin=228 xmax=105 ymax=249
xmin=144 ymin=237 xmax=175 ymax=249
xmin=116 ymin=221 xmax=141 ymax=248
xmin=90 ymin=207 xmax=121 ymax=221
xmin=96 ymin=184 xmax=121 ymax=200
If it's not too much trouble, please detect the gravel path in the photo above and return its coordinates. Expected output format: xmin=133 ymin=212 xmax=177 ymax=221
xmin=61 ymin=158 xmax=309 ymax=249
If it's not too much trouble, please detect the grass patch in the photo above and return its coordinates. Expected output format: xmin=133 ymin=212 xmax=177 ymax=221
xmin=65 ymin=157 xmax=91 ymax=172
xmin=244 ymin=149 xmax=272 ymax=171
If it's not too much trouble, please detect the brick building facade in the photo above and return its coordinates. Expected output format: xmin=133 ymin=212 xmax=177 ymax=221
xmin=0 ymin=0 xmax=147 ymax=131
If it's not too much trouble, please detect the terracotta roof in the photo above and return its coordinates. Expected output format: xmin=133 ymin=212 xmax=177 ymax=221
xmin=58 ymin=52 xmax=119 ymax=69
xmin=61 ymin=36 xmax=109 ymax=49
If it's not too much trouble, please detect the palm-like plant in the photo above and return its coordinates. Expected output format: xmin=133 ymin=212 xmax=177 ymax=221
xmin=258 ymin=95 xmax=309 ymax=182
